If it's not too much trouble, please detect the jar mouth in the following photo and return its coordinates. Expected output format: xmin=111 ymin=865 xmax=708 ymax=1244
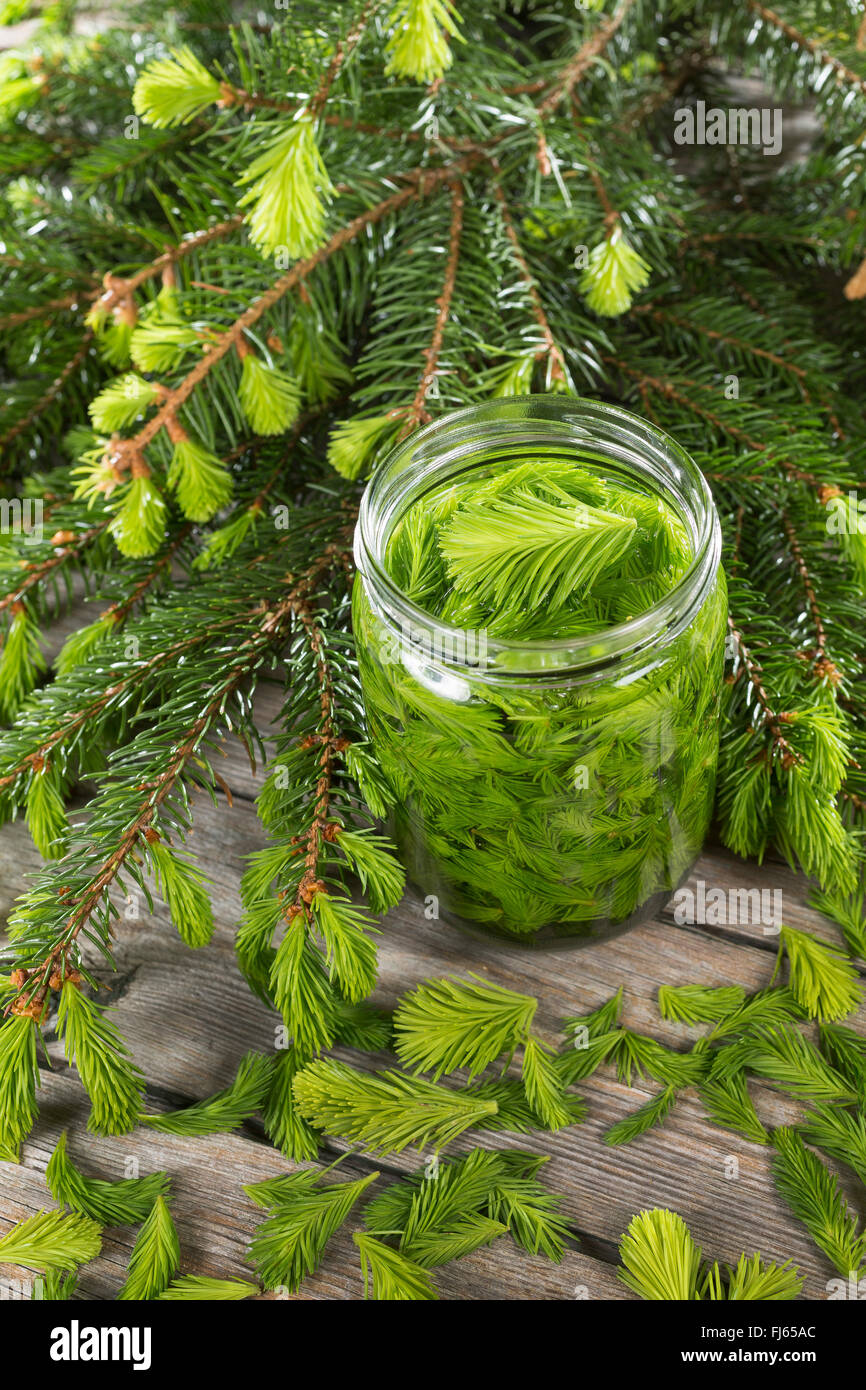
xmin=355 ymin=396 xmax=722 ymax=683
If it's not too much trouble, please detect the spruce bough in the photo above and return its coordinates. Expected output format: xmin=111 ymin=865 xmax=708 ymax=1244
xmin=0 ymin=0 xmax=865 ymax=1301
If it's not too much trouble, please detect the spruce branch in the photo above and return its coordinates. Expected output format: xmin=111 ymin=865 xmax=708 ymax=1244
xmin=704 ymin=1253 xmax=803 ymax=1301
xmin=699 ymin=1071 xmax=770 ymax=1147
xmin=5 ymin=534 xmax=352 ymax=1020
xmin=492 ymin=179 xmax=567 ymax=385
xmin=632 ymin=304 xmax=810 ymax=387
xmin=618 ymin=1208 xmax=703 ymax=1301
xmin=0 ymin=333 xmax=95 ymax=455
xmin=801 ymin=1104 xmax=866 ymax=1188
xmin=711 ymin=1024 xmax=855 ymax=1104
xmin=776 ymin=923 xmax=862 ymax=1022
xmin=262 ymin=1047 xmax=322 ymax=1162
xmin=618 ymin=1207 xmax=802 ymax=1301
xmin=0 ymin=578 xmax=284 ymax=802
xmin=604 ymin=355 xmax=824 ymax=490
xmin=746 ymin=2 xmax=866 ymax=99
xmin=123 ymin=164 xmax=476 ymax=459
xmin=0 ymin=1014 xmax=39 ymax=1161
xmin=780 ymin=510 xmax=833 ymax=673
xmin=400 ymin=177 xmax=465 ymax=434
xmin=604 ymin=1085 xmax=678 ymax=1147
xmin=809 ymin=880 xmax=866 ymax=961
xmin=658 ymin=984 xmax=747 ymax=1025
xmin=819 ymin=1021 xmax=866 ymax=1094
xmin=89 ymin=217 xmax=244 ymax=322
xmin=310 ymin=0 xmax=382 ymax=115
xmin=536 ymin=0 xmax=639 ymax=116
xmin=393 ymin=975 xmax=537 ymax=1081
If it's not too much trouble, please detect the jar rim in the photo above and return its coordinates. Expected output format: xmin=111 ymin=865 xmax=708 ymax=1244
xmin=354 ymin=396 xmax=723 ymax=682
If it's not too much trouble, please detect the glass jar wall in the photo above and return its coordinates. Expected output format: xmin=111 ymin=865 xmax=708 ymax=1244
xmin=353 ymin=397 xmax=726 ymax=947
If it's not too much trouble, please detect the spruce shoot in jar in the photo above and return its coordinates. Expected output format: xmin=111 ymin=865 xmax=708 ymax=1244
xmin=353 ymin=398 xmax=726 ymax=947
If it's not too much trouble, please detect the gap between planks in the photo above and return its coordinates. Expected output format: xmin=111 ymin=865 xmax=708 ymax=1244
xmin=1 ymin=639 xmax=862 ymax=1299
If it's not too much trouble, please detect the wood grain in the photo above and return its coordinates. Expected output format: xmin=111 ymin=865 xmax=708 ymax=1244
xmin=1 ymin=660 xmax=862 ymax=1302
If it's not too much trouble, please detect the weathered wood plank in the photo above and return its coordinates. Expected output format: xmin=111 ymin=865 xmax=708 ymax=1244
xmin=0 ymin=1071 xmax=624 ymax=1302
xmin=4 ymin=781 xmax=859 ymax=1300
xmin=1 ymin=634 xmax=863 ymax=1301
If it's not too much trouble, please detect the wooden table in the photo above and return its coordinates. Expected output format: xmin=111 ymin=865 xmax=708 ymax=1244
xmin=1 ymin=674 xmax=860 ymax=1302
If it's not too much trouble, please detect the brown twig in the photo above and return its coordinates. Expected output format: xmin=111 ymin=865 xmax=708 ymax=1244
xmin=290 ymin=605 xmax=340 ymax=911
xmin=747 ymin=2 xmax=866 ymax=97
xmin=0 ymin=601 xmax=274 ymax=797
xmin=493 ymin=180 xmax=567 ymax=384
xmin=0 ymin=522 xmax=109 ymax=616
xmin=731 ymin=504 xmax=746 ymax=571
xmin=679 ymin=230 xmax=823 ymax=248
xmin=727 ymin=617 xmax=798 ymax=765
xmin=602 ymin=354 xmax=824 ymax=489
xmin=106 ymin=525 xmax=192 ymax=626
xmin=311 ymin=0 xmax=380 ymax=116
xmin=537 ymin=0 xmax=638 ymax=116
xmin=0 ymin=294 xmax=82 ymax=331
xmin=631 ymin=304 xmax=808 ymax=380
xmin=400 ymin=179 xmax=466 ymax=436
xmin=587 ymin=165 xmax=620 ymax=234
xmin=685 ymin=247 xmax=848 ymax=439
xmin=0 ymin=220 xmax=243 ymax=458
xmin=781 ymin=510 xmax=840 ymax=686
xmin=93 ymin=217 xmax=244 ymax=318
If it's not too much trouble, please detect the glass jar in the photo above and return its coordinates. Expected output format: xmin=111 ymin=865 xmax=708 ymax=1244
xmin=353 ymin=397 xmax=726 ymax=948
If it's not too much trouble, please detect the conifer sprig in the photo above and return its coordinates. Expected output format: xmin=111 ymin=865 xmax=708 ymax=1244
xmin=157 ymin=1275 xmax=260 ymax=1301
xmin=439 ymin=491 xmax=638 ymax=614
xmin=618 ymin=1208 xmax=803 ymax=1301
xmin=770 ymin=1127 xmax=866 ymax=1277
xmin=292 ymin=1058 xmax=500 ymax=1155
xmin=355 ymin=1231 xmax=438 ymax=1300
xmin=247 ymin=1168 xmax=379 ymax=1291
xmin=698 ymin=1071 xmax=770 ymax=1147
xmin=712 ymin=1025 xmax=856 ymax=1104
xmin=3 ymin=0 xmax=866 ymax=1307
xmin=393 ymin=976 xmax=574 ymax=1130
xmin=117 ymin=1197 xmax=180 ymax=1301
xmin=0 ymin=1209 xmax=101 ymax=1273
xmin=657 ymin=984 xmax=747 ymax=1025
xmin=141 ymin=1052 xmax=273 ymax=1137
xmin=819 ymin=1022 xmax=866 ymax=1094
xmin=46 ymin=1132 xmax=169 ymax=1225
xmin=801 ymin=1105 xmax=866 ymax=1188
xmin=393 ymin=975 xmax=537 ymax=1080
xmin=618 ymin=1208 xmax=703 ymax=1301
xmin=777 ymin=923 xmax=862 ymax=1021
xmin=0 ymin=1014 xmax=39 ymax=1162
xmin=56 ymin=985 xmax=146 ymax=1136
